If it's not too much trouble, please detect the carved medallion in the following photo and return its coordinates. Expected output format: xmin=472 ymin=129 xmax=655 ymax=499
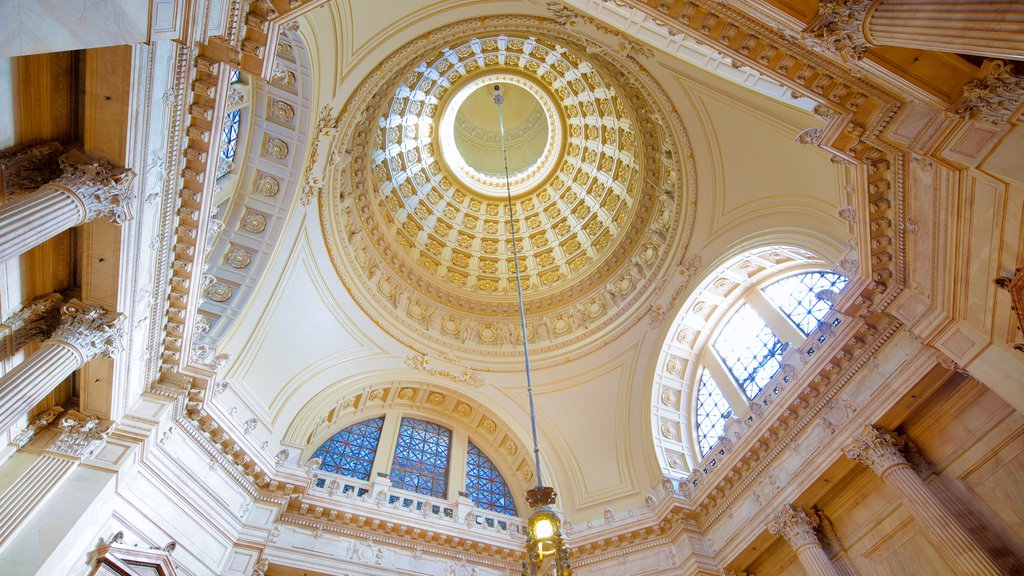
xmin=271 ymin=100 xmax=295 ymax=123
xmin=265 ymin=138 xmax=289 ymax=160
xmin=226 ymin=247 xmax=252 ymax=269
xmin=207 ymin=282 xmax=234 ymax=302
xmin=256 ymin=173 xmax=280 ymax=196
xmin=242 ymin=211 xmax=267 ymax=233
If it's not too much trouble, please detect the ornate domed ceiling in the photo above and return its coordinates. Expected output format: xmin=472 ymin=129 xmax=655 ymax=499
xmin=322 ymin=16 xmax=695 ymax=367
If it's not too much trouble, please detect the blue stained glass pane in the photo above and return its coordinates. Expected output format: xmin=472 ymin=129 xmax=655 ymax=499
xmin=221 ymin=109 xmax=241 ymax=164
xmin=311 ymin=416 xmax=385 ymax=481
xmin=694 ymin=368 xmax=732 ymax=456
xmin=761 ymin=271 xmax=848 ymax=335
xmin=389 ymin=418 xmax=451 ymax=498
xmin=713 ymin=303 xmax=787 ymax=398
xmin=229 ymin=69 xmax=241 ymax=83
xmin=466 ymin=442 xmax=517 ymax=516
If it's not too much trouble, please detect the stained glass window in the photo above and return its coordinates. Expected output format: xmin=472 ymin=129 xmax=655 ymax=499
xmin=389 ymin=417 xmax=451 ymax=498
xmin=695 ymin=368 xmax=732 ymax=456
xmin=311 ymin=416 xmax=385 ymax=481
xmin=229 ymin=69 xmax=241 ymax=83
xmin=762 ymin=271 xmax=848 ymax=334
xmin=221 ymin=109 xmax=241 ymax=164
xmin=713 ymin=303 xmax=787 ymax=398
xmin=466 ymin=442 xmax=517 ymax=516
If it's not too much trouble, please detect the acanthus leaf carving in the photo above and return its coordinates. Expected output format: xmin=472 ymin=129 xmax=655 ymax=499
xmin=804 ymin=0 xmax=872 ymax=62
xmin=48 ymin=410 xmax=113 ymax=458
xmin=52 ymin=299 xmax=126 ymax=361
xmin=952 ymin=59 xmax=1024 ymax=125
xmin=51 ymin=152 xmax=137 ymax=224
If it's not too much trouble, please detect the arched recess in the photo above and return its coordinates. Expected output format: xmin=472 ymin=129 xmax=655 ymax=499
xmin=284 ymin=379 xmax=551 ymax=515
xmin=651 ymin=246 xmax=850 ymax=476
xmin=195 ymin=25 xmax=314 ymax=351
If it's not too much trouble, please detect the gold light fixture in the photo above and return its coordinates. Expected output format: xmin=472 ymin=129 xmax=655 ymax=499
xmin=493 ymin=83 xmax=574 ymax=576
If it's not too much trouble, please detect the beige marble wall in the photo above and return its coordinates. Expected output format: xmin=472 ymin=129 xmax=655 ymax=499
xmin=0 ymin=0 xmax=148 ymax=58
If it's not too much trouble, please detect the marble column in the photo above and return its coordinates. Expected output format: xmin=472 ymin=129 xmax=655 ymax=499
xmin=843 ymin=426 xmax=1006 ymax=576
xmin=0 ymin=151 xmax=134 ymax=263
xmin=766 ymin=504 xmax=841 ymax=576
xmin=863 ymin=0 xmax=1024 ymax=60
xmin=0 ymin=300 xmax=124 ymax=435
xmin=0 ymin=410 xmax=111 ymax=551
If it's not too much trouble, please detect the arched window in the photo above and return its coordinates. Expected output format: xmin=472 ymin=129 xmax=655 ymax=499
xmin=310 ymin=414 xmax=520 ymax=516
xmin=389 ymin=417 xmax=452 ymax=499
xmin=466 ymin=441 xmax=517 ymax=516
xmin=217 ymin=69 xmax=250 ymax=180
xmin=653 ymin=248 xmax=850 ymax=468
xmin=311 ymin=416 xmax=384 ymax=481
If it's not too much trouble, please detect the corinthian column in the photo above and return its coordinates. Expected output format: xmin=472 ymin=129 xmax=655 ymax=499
xmin=0 ymin=151 xmax=134 ymax=263
xmin=863 ymin=0 xmax=1024 ymax=60
xmin=0 ymin=410 xmax=111 ymax=551
xmin=766 ymin=504 xmax=841 ymax=576
xmin=0 ymin=300 xmax=124 ymax=434
xmin=843 ymin=426 xmax=1006 ymax=576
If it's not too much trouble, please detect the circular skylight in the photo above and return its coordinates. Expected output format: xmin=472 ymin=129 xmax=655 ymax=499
xmin=438 ymin=74 xmax=560 ymax=197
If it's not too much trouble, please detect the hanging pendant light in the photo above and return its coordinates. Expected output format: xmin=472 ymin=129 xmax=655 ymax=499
xmin=492 ymin=83 xmax=573 ymax=576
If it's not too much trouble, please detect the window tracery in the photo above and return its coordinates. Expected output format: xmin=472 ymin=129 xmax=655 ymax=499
xmin=694 ymin=368 xmax=732 ymax=456
xmin=713 ymin=303 xmax=788 ymax=398
xmin=466 ymin=441 xmax=517 ymax=516
xmin=762 ymin=271 xmax=849 ymax=334
xmin=311 ymin=413 xmax=521 ymax=515
xmin=311 ymin=416 xmax=384 ymax=481
xmin=389 ymin=417 xmax=452 ymax=499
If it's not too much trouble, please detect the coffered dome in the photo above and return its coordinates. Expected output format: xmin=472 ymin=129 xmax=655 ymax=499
xmin=323 ymin=17 xmax=695 ymax=366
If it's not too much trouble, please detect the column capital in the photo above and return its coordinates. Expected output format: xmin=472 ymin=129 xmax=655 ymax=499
xmin=842 ymin=425 xmax=909 ymax=476
xmin=952 ymin=60 xmax=1024 ymax=125
xmin=51 ymin=300 xmax=126 ymax=362
xmin=49 ymin=152 xmax=136 ymax=224
xmin=766 ymin=504 xmax=821 ymax=551
xmin=806 ymin=0 xmax=873 ymax=62
xmin=46 ymin=410 xmax=112 ymax=458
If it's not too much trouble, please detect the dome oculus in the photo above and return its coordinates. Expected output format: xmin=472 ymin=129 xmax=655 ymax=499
xmin=439 ymin=75 xmax=560 ymax=197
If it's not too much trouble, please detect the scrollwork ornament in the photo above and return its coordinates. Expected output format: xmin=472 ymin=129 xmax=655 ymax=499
xmin=51 ymin=299 xmax=126 ymax=361
xmin=52 ymin=152 xmax=136 ymax=224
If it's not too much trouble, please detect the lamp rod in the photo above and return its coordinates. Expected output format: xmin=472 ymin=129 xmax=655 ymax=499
xmin=493 ymin=84 xmax=544 ymax=490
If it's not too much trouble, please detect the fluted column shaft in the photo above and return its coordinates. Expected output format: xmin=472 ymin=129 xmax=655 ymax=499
xmin=0 ymin=300 xmax=123 ymax=434
xmin=767 ymin=505 xmax=841 ymax=576
xmin=0 ymin=151 xmax=133 ymax=263
xmin=0 ymin=341 xmax=81 ymax=434
xmin=844 ymin=426 xmax=1006 ymax=576
xmin=0 ymin=186 xmax=85 ymax=263
xmin=864 ymin=0 xmax=1024 ymax=59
